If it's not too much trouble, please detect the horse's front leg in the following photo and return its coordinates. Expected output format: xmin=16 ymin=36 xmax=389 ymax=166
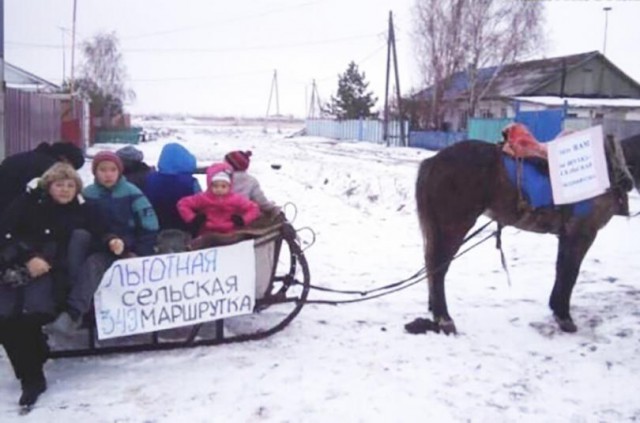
xmin=550 ymin=228 xmax=597 ymax=332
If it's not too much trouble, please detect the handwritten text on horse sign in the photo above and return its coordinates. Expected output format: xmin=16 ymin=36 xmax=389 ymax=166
xmin=547 ymin=125 xmax=610 ymax=204
xmin=94 ymin=240 xmax=256 ymax=340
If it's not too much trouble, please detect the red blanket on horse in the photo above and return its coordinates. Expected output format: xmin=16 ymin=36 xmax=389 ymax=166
xmin=501 ymin=123 xmax=548 ymax=160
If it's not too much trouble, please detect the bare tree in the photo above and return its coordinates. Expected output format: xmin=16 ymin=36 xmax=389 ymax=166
xmin=412 ymin=0 xmax=544 ymax=128
xmin=76 ymin=31 xmax=135 ymax=122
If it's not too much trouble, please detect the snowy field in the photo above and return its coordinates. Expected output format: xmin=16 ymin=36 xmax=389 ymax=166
xmin=2 ymin=118 xmax=640 ymax=422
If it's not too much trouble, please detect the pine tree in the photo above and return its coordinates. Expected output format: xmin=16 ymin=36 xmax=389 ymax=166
xmin=327 ymin=62 xmax=378 ymax=120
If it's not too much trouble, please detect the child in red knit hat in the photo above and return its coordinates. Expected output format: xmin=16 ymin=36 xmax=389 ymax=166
xmin=224 ymin=150 xmax=279 ymax=214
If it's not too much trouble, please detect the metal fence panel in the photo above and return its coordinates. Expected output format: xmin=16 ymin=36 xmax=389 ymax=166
xmin=515 ymin=109 xmax=564 ymax=142
xmin=5 ymin=88 xmax=62 ymax=156
xmin=305 ymin=119 xmax=408 ymax=146
xmin=408 ymin=131 xmax=468 ymax=150
xmin=467 ymin=118 xmax=512 ymax=143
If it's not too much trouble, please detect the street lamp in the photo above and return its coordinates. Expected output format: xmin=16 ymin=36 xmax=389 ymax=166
xmin=603 ymin=7 xmax=612 ymax=56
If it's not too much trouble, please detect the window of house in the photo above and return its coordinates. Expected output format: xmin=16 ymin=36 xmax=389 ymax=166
xmin=480 ymin=109 xmax=493 ymax=118
xmin=458 ymin=110 xmax=469 ymax=130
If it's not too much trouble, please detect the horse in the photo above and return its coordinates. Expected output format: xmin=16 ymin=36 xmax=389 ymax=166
xmin=412 ymin=133 xmax=640 ymax=335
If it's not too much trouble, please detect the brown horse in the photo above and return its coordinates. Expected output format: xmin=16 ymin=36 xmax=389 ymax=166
xmin=412 ymin=134 xmax=640 ymax=335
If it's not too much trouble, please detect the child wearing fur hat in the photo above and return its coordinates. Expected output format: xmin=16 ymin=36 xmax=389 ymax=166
xmin=224 ymin=150 xmax=280 ymax=214
xmin=177 ymin=162 xmax=260 ymax=236
xmin=116 ymin=145 xmax=155 ymax=191
xmin=0 ymin=162 xmax=121 ymax=407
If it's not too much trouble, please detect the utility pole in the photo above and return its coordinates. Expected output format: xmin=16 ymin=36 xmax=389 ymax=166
xmin=59 ymin=27 xmax=67 ymax=82
xmin=0 ymin=0 xmax=5 ymax=160
xmin=382 ymin=11 xmax=405 ymax=147
xmin=264 ymin=70 xmax=281 ymax=134
xmin=307 ymin=79 xmax=322 ymax=119
xmin=70 ymin=0 xmax=78 ymax=97
xmin=603 ymin=7 xmax=612 ymax=56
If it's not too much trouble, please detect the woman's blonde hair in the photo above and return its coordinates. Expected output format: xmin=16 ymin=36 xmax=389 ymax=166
xmin=40 ymin=162 xmax=83 ymax=193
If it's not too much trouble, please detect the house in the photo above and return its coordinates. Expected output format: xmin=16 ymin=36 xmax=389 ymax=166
xmin=5 ymin=62 xmax=60 ymax=92
xmin=3 ymin=62 xmax=89 ymax=157
xmin=410 ymin=51 xmax=640 ymax=132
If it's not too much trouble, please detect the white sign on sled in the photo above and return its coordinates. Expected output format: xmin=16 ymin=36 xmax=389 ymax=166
xmin=94 ymin=240 xmax=256 ymax=340
xmin=547 ymin=125 xmax=610 ymax=205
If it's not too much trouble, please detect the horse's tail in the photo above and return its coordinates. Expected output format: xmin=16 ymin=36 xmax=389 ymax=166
xmin=415 ymin=157 xmax=435 ymax=246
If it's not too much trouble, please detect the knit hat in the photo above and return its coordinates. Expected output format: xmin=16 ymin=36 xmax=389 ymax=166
xmin=116 ymin=145 xmax=144 ymax=163
xmin=40 ymin=162 xmax=83 ymax=192
xmin=92 ymin=151 xmax=124 ymax=175
xmin=49 ymin=141 xmax=85 ymax=170
xmin=210 ymin=170 xmax=232 ymax=184
xmin=224 ymin=150 xmax=252 ymax=171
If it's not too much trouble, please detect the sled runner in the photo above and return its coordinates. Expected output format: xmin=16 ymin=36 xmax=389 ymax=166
xmin=47 ymin=215 xmax=310 ymax=357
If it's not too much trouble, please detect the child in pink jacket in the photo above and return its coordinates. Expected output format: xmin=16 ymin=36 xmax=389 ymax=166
xmin=177 ymin=162 xmax=260 ymax=236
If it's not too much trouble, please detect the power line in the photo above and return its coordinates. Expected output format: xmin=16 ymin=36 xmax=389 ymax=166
xmin=122 ymin=0 xmax=323 ymax=41
xmin=315 ymin=41 xmax=387 ymax=82
xmin=131 ymin=69 xmax=272 ymax=83
xmin=5 ymin=32 xmax=381 ymax=54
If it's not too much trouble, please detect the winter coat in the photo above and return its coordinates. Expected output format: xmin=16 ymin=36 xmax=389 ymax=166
xmin=177 ymin=163 xmax=260 ymax=235
xmin=0 ymin=143 xmax=59 ymax=215
xmin=83 ymin=177 xmax=159 ymax=256
xmin=232 ymin=171 xmax=279 ymax=213
xmin=144 ymin=143 xmax=202 ymax=231
xmin=122 ymin=161 xmax=154 ymax=191
xmin=0 ymin=188 xmax=108 ymax=319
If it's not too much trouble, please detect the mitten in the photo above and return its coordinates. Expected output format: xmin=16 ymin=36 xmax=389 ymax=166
xmin=231 ymin=214 xmax=245 ymax=227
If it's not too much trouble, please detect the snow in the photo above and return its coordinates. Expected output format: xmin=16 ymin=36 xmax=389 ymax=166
xmin=2 ymin=118 xmax=640 ymax=422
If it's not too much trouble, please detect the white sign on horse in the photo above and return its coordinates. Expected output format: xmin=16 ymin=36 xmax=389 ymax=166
xmin=547 ymin=125 xmax=610 ymax=205
xmin=94 ymin=240 xmax=256 ymax=340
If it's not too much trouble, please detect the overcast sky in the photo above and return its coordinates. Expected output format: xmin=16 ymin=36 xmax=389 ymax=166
xmin=5 ymin=0 xmax=640 ymax=118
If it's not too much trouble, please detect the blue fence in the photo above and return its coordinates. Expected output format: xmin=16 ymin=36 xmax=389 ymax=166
xmin=305 ymin=119 xmax=409 ymax=146
xmin=408 ymin=131 xmax=467 ymax=150
xmin=514 ymin=107 xmax=565 ymax=142
xmin=467 ymin=118 xmax=512 ymax=143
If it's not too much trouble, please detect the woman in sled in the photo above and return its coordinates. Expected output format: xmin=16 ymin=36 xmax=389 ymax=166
xmin=0 ymin=163 xmax=124 ymax=408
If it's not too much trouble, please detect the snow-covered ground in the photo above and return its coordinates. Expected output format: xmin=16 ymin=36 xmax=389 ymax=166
xmin=2 ymin=119 xmax=640 ymax=422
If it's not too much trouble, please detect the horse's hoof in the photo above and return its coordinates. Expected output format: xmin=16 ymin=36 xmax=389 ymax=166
xmin=554 ymin=315 xmax=577 ymax=333
xmin=438 ymin=319 xmax=457 ymax=336
xmin=404 ymin=318 xmax=440 ymax=334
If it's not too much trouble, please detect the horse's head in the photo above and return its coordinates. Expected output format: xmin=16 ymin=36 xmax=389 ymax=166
xmin=621 ymin=134 xmax=640 ymax=193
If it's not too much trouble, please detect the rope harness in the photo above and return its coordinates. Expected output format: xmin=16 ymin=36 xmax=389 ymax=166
xmin=298 ymin=220 xmax=504 ymax=306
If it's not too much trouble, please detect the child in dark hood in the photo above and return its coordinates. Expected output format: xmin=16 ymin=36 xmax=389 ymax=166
xmin=144 ymin=142 xmax=202 ymax=232
xmin=115 ymin=145 xmax=154 ymax=191
xmin=177 ymin=162 xmax=260 ymax=236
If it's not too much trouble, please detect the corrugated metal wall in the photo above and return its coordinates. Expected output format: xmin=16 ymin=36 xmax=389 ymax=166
xmin=467 ymin=118 xmax=512 ymax=143
xmin=5 ymin=88 xmax=62 ymax=156
xmin=565 ymin=118 xmax=640 ymax=141
xmin=305 ymin=119 xmax=409 ymax=146
xmin=515 ymin=109 xmax=565 ymax=142
xmin=408 ymin=131 xmax=467 ymax=150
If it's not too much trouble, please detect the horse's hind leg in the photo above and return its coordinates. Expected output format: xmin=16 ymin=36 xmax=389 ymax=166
xmin=425 ymin=217 xmax=478 ymax=335
xmin=550 ymin=228 xmax=597 ymax=332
